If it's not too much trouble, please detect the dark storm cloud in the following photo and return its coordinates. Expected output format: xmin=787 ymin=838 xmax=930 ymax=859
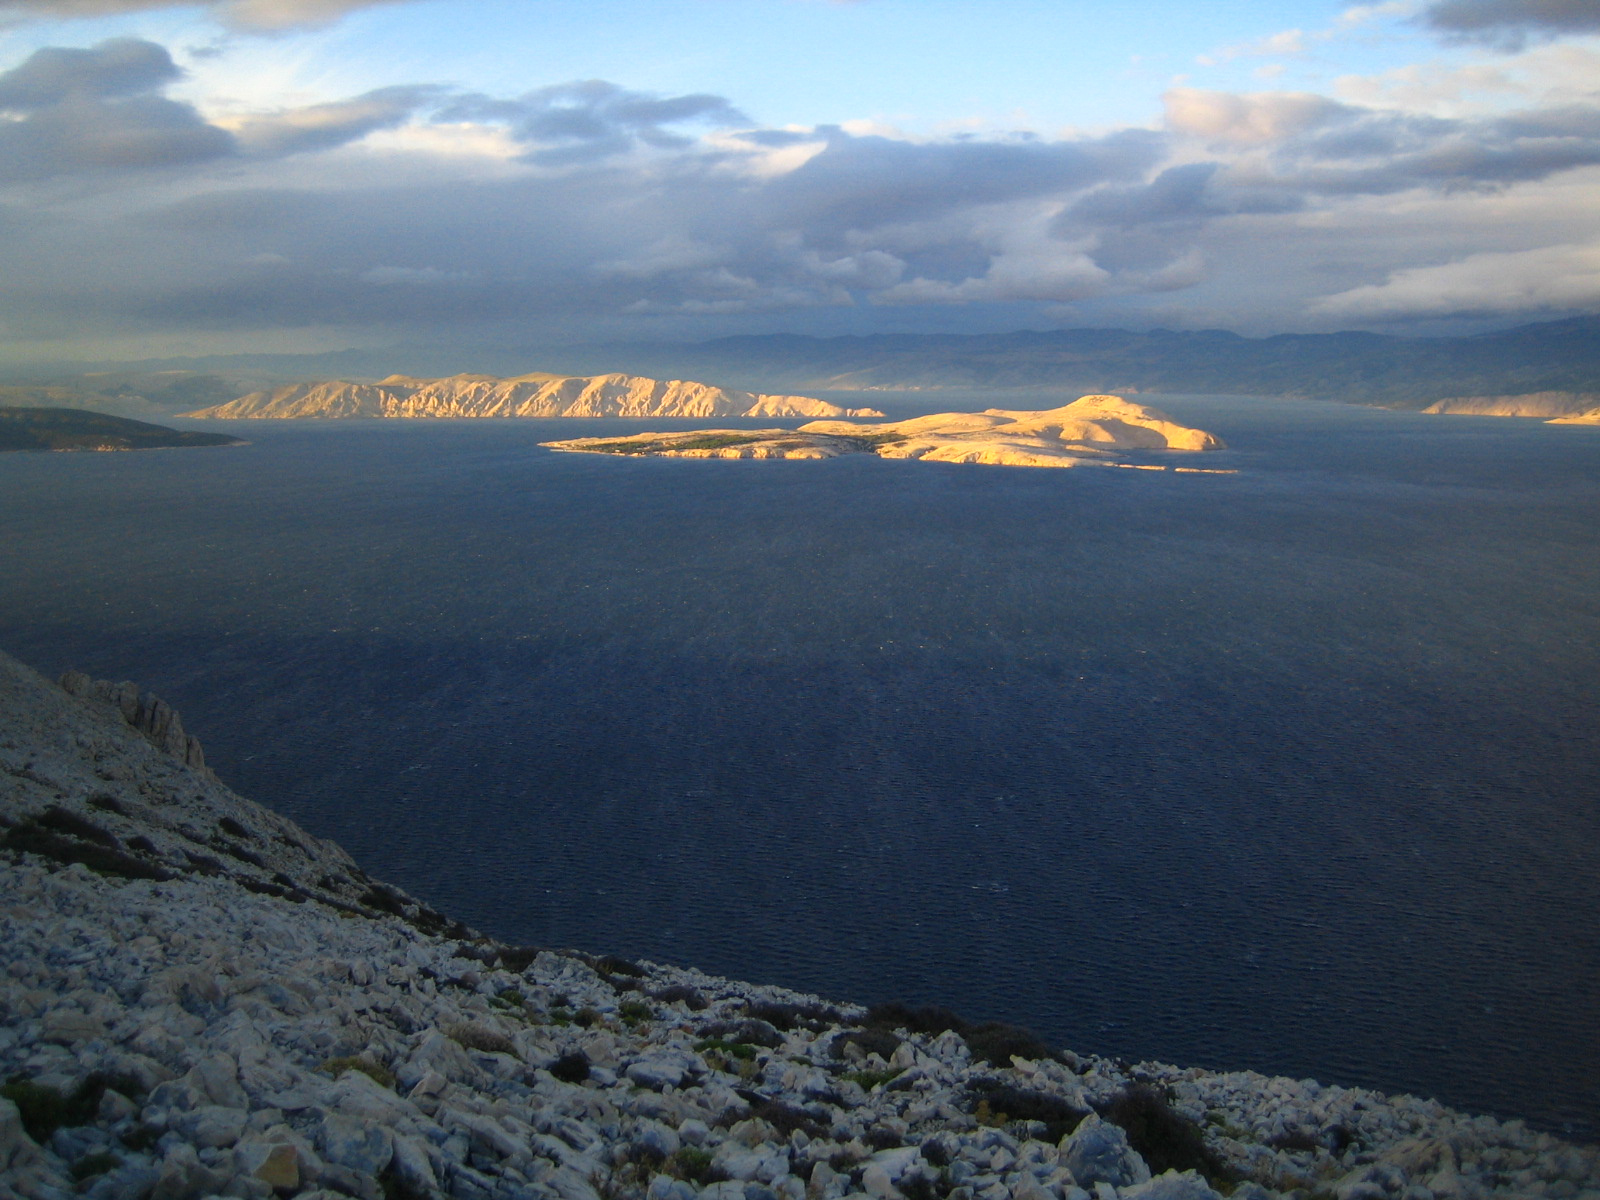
xmin=756 ymin=127 xmax=1163 ymax=236
xmin=1420 ymin=0 xmax=1600 ymax=49
xmin=440 ymin=82 xmax=747 ymax=165
xmin=1064 ymin=162 xmax=1302 ymax=228
xmin=0 ymin=38 xmax=232 ymax=180
xmin=1272 ymin=105 xmax=1600 ymax=194
xmin=0 ymin=36 xmax=176 ymax=106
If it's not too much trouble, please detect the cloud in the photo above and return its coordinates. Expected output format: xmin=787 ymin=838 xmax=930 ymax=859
xmin=0 ymin=38 xmax=232 ymax=180
xmin=1419 ymin=0 xmax=1600 ymax=50
xmin=1164 ymin=88 xmax=1353 ymax=144
xmin=0 ymin=0 xmax=410 ymax=31
xmin=439 ymin=81 xmax=748 ymax=165
xmin=3 ymin=33 xmax=1599 ymax=353
xmin=1311 ymin=240 xmax=1600 ymax=316
xmin=225 ymin=85 xmax=439 ymax=156
xmin=1157 ymin=87 xmax=1600 ymax=199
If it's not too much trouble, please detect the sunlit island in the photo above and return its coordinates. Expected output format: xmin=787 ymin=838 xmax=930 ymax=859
xmin=541 ymin=394 xmax=1234 ymax=471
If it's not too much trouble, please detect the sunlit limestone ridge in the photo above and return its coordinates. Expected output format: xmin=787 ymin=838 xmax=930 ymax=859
xmin=544 ymin=394 xmax=1231 ymax=470
xmin=181 ymin=372 xmax=884 ymax=420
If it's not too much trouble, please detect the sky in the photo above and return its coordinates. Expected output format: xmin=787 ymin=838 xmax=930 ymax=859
xmin=1 ymin=0 xmax=1598 ymax=363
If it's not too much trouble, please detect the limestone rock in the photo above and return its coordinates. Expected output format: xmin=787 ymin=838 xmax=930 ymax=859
xmin=1060 ymin=1114 xmax=1152 ymax=1189
xmin=180 ymin=373 xmax=883 ymax=421
xmin=1121 ymin=1171 xmax=1224 ymax=1200
xmin=236 ymin=1140 xmax=300 ymax=1190
xmin=317 ymin=1113 xmax=394 ymax=1176
xmin=1423 ymin=392 xmax=1600 ymax=418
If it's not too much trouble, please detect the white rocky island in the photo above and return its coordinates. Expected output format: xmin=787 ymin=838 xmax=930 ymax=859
xmin=541 ymin=396 xmax=1232 ymax=471
xmin=2 ymin=647 xmax=1595 ymax=1200
xmin=182 ymin=374 xmax=883 ymax=421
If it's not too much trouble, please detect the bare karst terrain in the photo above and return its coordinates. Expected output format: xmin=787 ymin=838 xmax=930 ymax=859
xmin=541 ymin=396 xmax=1231 ymax=471
xmin=182 ymin=375 xmax=883 ymax=421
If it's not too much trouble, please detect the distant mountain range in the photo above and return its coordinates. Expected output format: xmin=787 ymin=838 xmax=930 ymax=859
xmin=7 ymin=315 xmax=1598 ymax=415
xmin=599 ymin=315 xmax=1600 ymax=409
xmin=0 ymin=407 xmax=243 ymax=452
xmin=182 ymin=372 xmax=884 ymax=420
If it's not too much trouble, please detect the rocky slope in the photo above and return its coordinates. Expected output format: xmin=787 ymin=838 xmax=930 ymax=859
xmin=542 ymin=397 xmax=1231 ymax=471
xmin=3 ymin=647 xmax=1597 ymax=1200
xmin=181 ymin=375 xmax=882 ymax=421
xmin=1421 ymin=394 xmax=1600 ymax=420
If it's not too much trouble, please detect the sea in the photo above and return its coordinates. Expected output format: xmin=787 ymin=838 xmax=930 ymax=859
xmin=1 ymin=391 xmax=1596 ymax=1140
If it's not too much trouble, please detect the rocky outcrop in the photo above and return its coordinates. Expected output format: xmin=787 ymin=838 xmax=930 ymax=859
xmin=543 ymin=396 xmax=1232 ymax=471
xmin=1548 ymin=407 xmax=1600 ymax=425
xmin=58 ymin=672 xmax=210 ymax=774
xmin=1422 ymin=392 xmax=1600 ymax=420
xmin=181 ymin=374 xmax=883 ymax=421
xmin=3 ymin=651 xmax=467 ymax=930
xmin=2 ymin=646 xmax=1596 ymax=1200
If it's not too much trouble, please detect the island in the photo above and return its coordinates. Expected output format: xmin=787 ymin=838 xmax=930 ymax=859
xmin=0 ymin=407 xmax=244 ymax=453
xmin=181 ymin=372 xmax=883 ymax=420
xmin=541 ymin=394 xmax=1232 ymax=471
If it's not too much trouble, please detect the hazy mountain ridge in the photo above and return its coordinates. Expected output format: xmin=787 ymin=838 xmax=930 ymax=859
xmin=597 ymin=316 xmax=1600 ymax=409
xmin=182 ymin=372 xmax=884 ymax=420
xmin=13 ymin=316 xmax=1597 ymax=417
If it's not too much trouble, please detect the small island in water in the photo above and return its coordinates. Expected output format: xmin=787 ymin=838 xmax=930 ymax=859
xmin=0 ymin=407 xmax=244 ymax=453
xmin=542 ymin=394 xmax=1233 ymax=471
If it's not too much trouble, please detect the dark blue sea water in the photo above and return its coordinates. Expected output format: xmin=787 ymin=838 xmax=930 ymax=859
xmin=2 ymin=393 xmax=1597 ymax=1140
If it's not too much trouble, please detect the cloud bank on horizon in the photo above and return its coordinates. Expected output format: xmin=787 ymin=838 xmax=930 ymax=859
xmin=0 ymin=0 xmax=1597 ymax=361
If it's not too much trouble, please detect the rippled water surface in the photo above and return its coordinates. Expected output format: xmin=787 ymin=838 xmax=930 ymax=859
xmin=2 ymin=394 xmax=1597 ymax=1139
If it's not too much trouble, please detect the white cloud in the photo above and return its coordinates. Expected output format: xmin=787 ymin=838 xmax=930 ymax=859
xmin=1334 ymin=41 xmax=1600 ymax=116
xmin=1164 ymin=88 xmax=1349 ymax=144
xmin=1311 ymin=241 xmax=1600 ymax=317
xmin=0 ymin=0 xmax=410 ymax=30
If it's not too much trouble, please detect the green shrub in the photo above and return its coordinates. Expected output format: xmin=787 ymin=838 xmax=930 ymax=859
xmin=1 ymin=1074 xmax=109 ymax=1141
xmin=966 ymin=1081 xmax=1085 ymax=1141
xmin=549 ymin=1051 xmax=590 ymax=1084
xmin=3 ymin=821 xmax=171 ymax=881
xmin=71 ymin=1151 xmax=121 ymax=1182
xmin=445 ymin=1023 xmax=516 ymax=1056
xmin=1102 ymin=1085 xmax=1232 ymax=1186
xmin=619 ymin=1000 xmax=652 ymax=1025
xmin=695 ymin=1038 xmax=756 ymax=1061
xmin=745 ymin=1001 xmax=841 ymax=1031
xmin=833 ymin=1028 xmax=901 ymax=1061
xmin=864 ymin=1127 xmax=904 ymax=1151
xmin=961 ymin=1021 xmax=1055 ymax=1069
xmin=319 ymin=1055 xmax=396 ymax=1090
xmin=664 ymin=1147 xmax=721 ymax=1186
xmin=650 ymin=985 xmax=708 ymax=1011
